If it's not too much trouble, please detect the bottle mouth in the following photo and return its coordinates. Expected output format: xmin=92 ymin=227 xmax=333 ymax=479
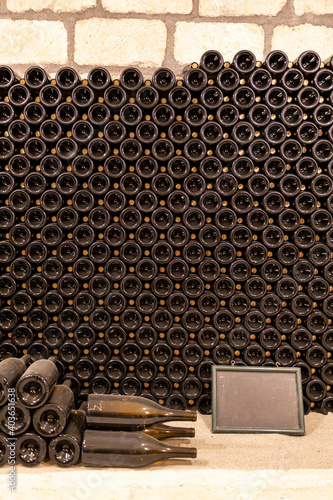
xmin=38 ymin=408 xmax=62 ymax=435
xmin=19 ymin=439 xmax=41 ymax=465
xmin=2 ymin=405 xmax=29 ymax=434
xmin=54 ymin=438 xmax=77 ymax=464
xmin=185 ymin=427 xmax=196 ymax=438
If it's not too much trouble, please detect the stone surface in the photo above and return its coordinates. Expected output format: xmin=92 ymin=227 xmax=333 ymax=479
xmin=75 ymin=18 xmax=166 ymax=67
xmin=199 ymin=0 xmax=287 ymax=17
xmin=0 ymin=20 xmax=67 ymax=64
xmin=272 ymin=24 xmax=333 ymax=61
xmin=294 ymin=0 xmax=333 ymax=16
xmin=6 ymin=0 xmax=96 ymax=13
xmin=174 ymin=22 xmax=264 ymax=64
xmin=102 ymin=0 xmax=192 ymax=14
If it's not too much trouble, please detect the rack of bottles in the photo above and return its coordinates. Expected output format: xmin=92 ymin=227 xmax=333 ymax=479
xmin=1 ymin=50 xmax=333 ymax=417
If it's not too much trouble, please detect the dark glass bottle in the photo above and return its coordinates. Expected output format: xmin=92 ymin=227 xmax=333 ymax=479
xmin=16 ymin=356 xmax=59 ymax=408
xmin=305 ymin=377 xmax=327 ymax=402
xmin=82 ymin=430 xmax=196 ymax=467
xmin=232 ymin=50 xmax=256 ymax=75
xmin=298 ymin=50 xmax=321 ymax=75
xmin=32 ymin=380 xmax=74 ymax=437
xmin=320 ymin=395 xmax=333 ymax=415
xmin=184 ymin=67 xmax=207 ymax=93
xmin=274 ymin=344 xmax=297 ymax=367
xmin=86 ymin=394 xmax=196 ymax=430
xmin=16 ymin=432 xmax=47 ymax=467
xmin=200 ymin=50 xmax=224 ymax=76
xmin=168 ymin=86 xmax=191 ymax=109
xmin=306 ymin=344 xmax=328 ymax=368
xmin=48 ymin=402 xmax=87 ymax=467
xmin=243 ymin=343 xmax=266 ymax=366
xmin=0 ymin=401 xmax=31 ymax=436
xmin=0 ymin=354 xmax=30 ymax=406
xmin=265 ymin=50 xmax=288 ymax=75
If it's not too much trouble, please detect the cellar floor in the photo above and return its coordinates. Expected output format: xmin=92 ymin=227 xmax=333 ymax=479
xmin=2 ymin=412 xmax=333 ymax=500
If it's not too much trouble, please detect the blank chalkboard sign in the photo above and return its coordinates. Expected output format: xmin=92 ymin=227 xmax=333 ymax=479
xmin=212 ymin=366 xmax=305 ymax=435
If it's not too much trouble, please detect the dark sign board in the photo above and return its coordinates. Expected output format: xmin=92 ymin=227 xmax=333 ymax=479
xmin=212 ymin=366 xmax=305 ymax=435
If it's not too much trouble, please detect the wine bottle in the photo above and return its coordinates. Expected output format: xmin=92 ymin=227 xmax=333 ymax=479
xmin=0 ymin=354 xmax=30 ymax=406
xmin=48 ymin=402 xmax=87 ymax=467
xmin=320 ymin=395 xmax=333 ymax=415
xmin=0 ymin=401 xmax=31 ymax=436
xmin=16 ymin=431 xmax=47 ymax=467
xmin=32 ymin=379 xmax=74 ymax=437
xmin=16 ymin=356 xmax=59 ymax=408
xmin=81 ymin=430 xmax=197 ymax=468
xmin=86 ymin=394 xmax=196 ymax=430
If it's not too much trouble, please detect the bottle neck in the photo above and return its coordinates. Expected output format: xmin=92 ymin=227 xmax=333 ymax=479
xmin=165 ymin=409 xmax=197 ymax=422
xmin=78 ymin=401 xmax=88 ymax=414
xmin=63 ymin=379 xmax=72 ymax=389
xmin=144 ymin=424 xmax=195 ymax=439
xmin=164 ymin=444 xmax=197 ymax=459
xmin=20 ymin=354 xmax=30 ymax=365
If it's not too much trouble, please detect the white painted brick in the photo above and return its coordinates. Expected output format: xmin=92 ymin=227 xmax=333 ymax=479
xmin=174 ymin=22 xmax=264 ymax=65
xmin=75 ymin=18 xmax=166 ymax=67
xmin=102 ymin=0 xmax=192 ymax=15
xmin=7 ymin=0 xmax=95 ymax=13
xmin=294 ymin=0 xmax=333 ymax=16
xmin=199 ymin=0 xmax=286 ymax=16
xmin=0 ymin=20 xmax=67 ymax=64
xmin=272 ymin=24 xmax=333 ymax=61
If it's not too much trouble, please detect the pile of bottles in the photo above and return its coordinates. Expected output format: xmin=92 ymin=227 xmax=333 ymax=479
xmin=0 ymin=50 xmax=333 ymax=416
xmin=0 ymin=355 xmax=85 ymax=466
xmin=0 ymin=354 xmax=197 ymax=468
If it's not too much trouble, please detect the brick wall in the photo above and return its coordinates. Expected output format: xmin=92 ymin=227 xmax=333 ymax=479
xmin=1 ymin=0 xmax=333 ymax=77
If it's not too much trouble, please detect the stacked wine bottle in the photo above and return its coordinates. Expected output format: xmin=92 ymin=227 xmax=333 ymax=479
xmin=0 ymin=50 xmax=333 ymax=416
xmin=0 ymin=355 xmax=85 ymax=466
xmin=0 ymin=355 xmax=197 ymax=468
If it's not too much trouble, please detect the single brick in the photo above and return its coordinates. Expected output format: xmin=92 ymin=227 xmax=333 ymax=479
xmin=102 ymin=0 xmax=192 ymax=14
xmin=199 ymin=0 xmax=286 ymax=16
xmin=7 ymin=0 xmax=96 ymax=12
xmin=294 ymin=0 xmax=333 ymax=16
xmin=272 ymin=24 xmax=333 ymax=61
xmin=174 ymin=22 xmax=264 ymax=65
xmin=0 ymin=20 xmax=67 ymax=64
xmin=75 ymin=18 xmax=166 ymax=67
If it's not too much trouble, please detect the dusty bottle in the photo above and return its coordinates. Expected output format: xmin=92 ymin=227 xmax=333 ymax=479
xmin=16 ymin=431 xmax=47 ymax=467
xmin=16 ymin=356 xmax=59 ymax=408
xmin=0 ymin=401 xmax=31 ymax=435
xmin=32 ymin=379 xmax=74 ymax=437
xmin=82 ymin=429 xmax=197 ymax=468
xmin=86 ymin=394 xmax=197 ymax=430
xmin=48 ymin=402 xmax=87 ymax=467
xmin=0 ymin=354 xmax=30 ymax=406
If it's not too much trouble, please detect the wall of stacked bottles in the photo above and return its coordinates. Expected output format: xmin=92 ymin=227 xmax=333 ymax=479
xmin=1 ymin=49 xmax=333 ymax=415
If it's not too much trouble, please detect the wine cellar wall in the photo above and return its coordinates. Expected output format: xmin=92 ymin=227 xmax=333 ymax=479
xmin=1 ymin=50 xmax=333 ymax=415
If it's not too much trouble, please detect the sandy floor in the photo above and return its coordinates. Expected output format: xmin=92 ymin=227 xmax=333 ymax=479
xmin=1 ymin=412 xmax=333 ymax=499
